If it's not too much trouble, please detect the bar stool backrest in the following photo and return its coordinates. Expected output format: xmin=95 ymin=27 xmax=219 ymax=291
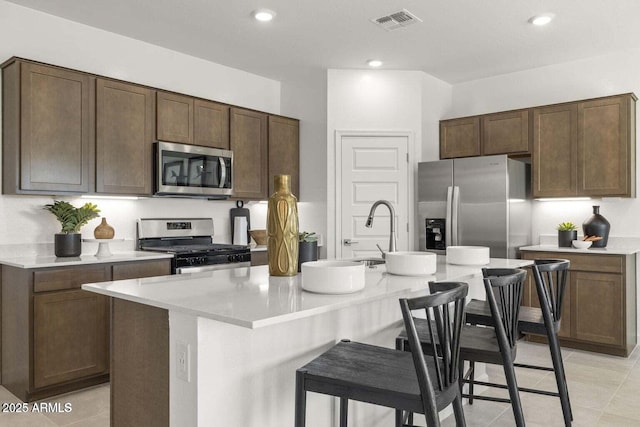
xmin=481 ymin=268 xmax=527 ymax=349
xmin=399 ymin=282 xmax=468 ymax=416
xmin=532 ymin=259 xmax=570 ymax=325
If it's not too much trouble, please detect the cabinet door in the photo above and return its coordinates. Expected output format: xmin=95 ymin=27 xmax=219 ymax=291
xmin=577 ymin=95 xmax=634 ymax=197
xmin=96 ymin=79 xmax=155 ymax=195
xmin=532 ymin=103 xmax=578 ymax=198
xmin=268 ymin=116 xmax=299 ymax=197
xmin=482 ymin=110 xmax=530 ymax=155
xmin=112 ymin=259 xmax=172 ymax=280
xmin=20 ymin=62 xmax=92 ymax=192
xmin=230 ymin=108 xmax=268 ymax=199
xmin=157 ymin=92 xmax=193 ymax=144
xmin=440 ymin=117 xmax=480 ymax=159
xmin=33 ymin=290 xmax=109 ymax=388
xmin=522 ymin=262 xmax=571 ymax=338
xmin=571 ymin=271 xmax=624 ymax=346
xmin=194 ymin=99 xmax=230 ymax=149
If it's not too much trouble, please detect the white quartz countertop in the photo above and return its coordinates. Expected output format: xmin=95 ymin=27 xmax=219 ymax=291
xmin=520 ymin=244 xmax=640 ymax=255
xmin=82 ymin=257 xmax=531 ymax=329
xmin=0 ymin=251 xmax=174 ymax=268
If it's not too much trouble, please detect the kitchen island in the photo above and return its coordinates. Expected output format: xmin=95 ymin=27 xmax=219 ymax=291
xmin=83 ymin=257 xmax=531 ymax=427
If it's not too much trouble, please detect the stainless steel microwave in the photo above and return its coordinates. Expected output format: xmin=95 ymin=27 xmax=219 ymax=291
xmin=155 ymin=141 xmax=233 ymax=198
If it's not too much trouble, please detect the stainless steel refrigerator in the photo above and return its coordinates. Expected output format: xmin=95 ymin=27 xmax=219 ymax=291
xmin=418 ymin=155 xmax=531 ymax=259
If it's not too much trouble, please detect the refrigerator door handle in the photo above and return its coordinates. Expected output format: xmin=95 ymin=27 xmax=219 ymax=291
xmin=451 ymin=186 xmax=460 ymax=246
xmin=445 ymin=186 xmax=453 ymax=247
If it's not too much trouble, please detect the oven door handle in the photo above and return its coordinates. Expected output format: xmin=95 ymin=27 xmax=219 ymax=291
xmin=218 ymin=157 xmax=226 ymax=188
xmin=177 ymin=261 xmax=250 ymax=274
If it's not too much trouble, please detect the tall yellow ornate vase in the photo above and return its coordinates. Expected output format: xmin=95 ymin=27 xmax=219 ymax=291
xmin=267 ymin=175 xmax=299 ymax=276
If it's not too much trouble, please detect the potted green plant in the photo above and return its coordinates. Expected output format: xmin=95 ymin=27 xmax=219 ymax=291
xmin=298 ymin=231 xmax=319 ymax=272
xmin=44 ymin=200 xmax=100 ymax=257
xmin=557 ymin=222 xmax=577 ymax=248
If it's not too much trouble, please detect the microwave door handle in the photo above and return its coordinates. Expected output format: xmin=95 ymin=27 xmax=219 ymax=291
xmin=218 ymin=158 xmax=226 ymax=188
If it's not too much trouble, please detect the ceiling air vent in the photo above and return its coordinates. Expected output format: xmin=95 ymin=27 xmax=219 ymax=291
xmin=371 ymin=9 xmax=422 ymax=31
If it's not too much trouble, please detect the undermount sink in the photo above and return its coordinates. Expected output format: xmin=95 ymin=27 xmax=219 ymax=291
xmin=301 ymin=260 xmax=365 ymax=294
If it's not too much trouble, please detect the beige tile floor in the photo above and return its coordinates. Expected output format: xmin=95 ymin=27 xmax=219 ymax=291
xmin=0 ymin=341 xmax=638 ymax=426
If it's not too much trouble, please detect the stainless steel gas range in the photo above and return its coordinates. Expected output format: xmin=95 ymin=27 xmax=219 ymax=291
xmin=137 ymin=218 xmax=251 ymax=274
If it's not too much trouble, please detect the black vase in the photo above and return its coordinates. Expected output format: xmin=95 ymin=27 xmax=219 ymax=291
xmin=298 ymin=241 xmax=318 ymax=272
xmin=55 ymin=233 xmax=82 ymax=257
xmin=557 ymin=230 xmax=577 ymax=248
xmin=582 ymin=206 xmax=610 ymax=248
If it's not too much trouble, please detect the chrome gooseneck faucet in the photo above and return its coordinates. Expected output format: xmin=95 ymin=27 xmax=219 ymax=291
xmin=365 ymin=200 xmax=397 ymax=255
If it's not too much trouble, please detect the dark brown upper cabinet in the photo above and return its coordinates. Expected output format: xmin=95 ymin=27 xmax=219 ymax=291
xmin=2 ymin=57 xmax=296 ymax=199
xmin=2 ymin=59 xmax=93 ymax=195
xmin=230 ymin=108 xmax=268 ymax=200
xmin=532 ymin=103 xmax=578 ymax=198
xmin=440 ymin=117 xmax=481 ymax=159
xmin=533 ymin=93 xmax=636 ymax=198
xmin=481 ymin=110 xmax=530 ymax=156
xmin=156 ymin=91 xmax=194 ymax=144
xmin=194 ymin=99 xmax=230 ymax=149
xmin=96 ymin=79 xmax=155 ymax=195
xmin=268 ymin=115 xmax=300 ymax=198
xmin=440 ymin=110 xmax=530 ymax=159
xmin=577 ymin=94 xmax=635 ymax=197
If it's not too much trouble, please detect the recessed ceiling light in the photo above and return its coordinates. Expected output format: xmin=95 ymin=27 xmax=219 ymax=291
xmin=367 ymin=59 xmax=383 ymax=68
xmin=252 ymin=9 xmax=276 ymax=22
xmin=529 ymin=13 xmax=554 ymax=26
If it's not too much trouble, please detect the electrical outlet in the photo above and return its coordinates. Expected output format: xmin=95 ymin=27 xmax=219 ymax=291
xmin=176 ymin=341 xmax=190 ymax=382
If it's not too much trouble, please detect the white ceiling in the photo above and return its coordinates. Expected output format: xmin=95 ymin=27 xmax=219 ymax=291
xmin=7 ymin=0 xmax=640 ymax=83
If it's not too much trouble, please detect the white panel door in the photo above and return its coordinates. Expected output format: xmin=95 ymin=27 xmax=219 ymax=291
xmin=339 ymin=135 xmax=409 ymax=259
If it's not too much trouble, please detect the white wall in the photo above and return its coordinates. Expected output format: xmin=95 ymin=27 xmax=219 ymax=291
xmin=279 ymin=70 xmax=328 ymax=251
xmin=326 ymin=69 xmax=452 ymax=256
xmin=0 ymin=1 xmax=286 ymax=252
xmin=449 ymin=49 xmax=640 ymax=241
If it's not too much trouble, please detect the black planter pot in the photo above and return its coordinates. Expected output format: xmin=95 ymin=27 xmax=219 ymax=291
xmin=557 ymin=230 xmax=577 ymax=248
xmin=298 ymin=241 xmax=318 ymax=272
xmin=583 ymin=205 xmax=610 ymax=248
xmin=55 ymin=233 xmax=82 ymax=257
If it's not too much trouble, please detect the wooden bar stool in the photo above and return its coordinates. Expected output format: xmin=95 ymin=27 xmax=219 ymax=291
xmin=295 ymin=282 xmax=468 ymax=427
xmin=465 ymin=259 xmax=572 ymax=426
xmin=397 ymin=268 xmax=528 ymax=427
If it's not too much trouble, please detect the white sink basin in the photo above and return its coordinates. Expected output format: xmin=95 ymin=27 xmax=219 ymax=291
xmin=385 ymin=251 xmax=437 ymax=276
xmin=301 ymin=260 xmax=365 ymax=294
xmin=446 ymin=246 xmax=490 ymax=266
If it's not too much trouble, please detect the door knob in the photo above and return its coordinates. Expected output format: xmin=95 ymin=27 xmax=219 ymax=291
xmin=343 ymin=239 xmax=359 ymax=246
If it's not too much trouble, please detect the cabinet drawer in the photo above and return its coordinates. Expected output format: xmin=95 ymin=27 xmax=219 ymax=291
xmin=112 ymin=259 xmax=171 ymax=280
xmin=33 ymin=266 xmax=109 ymax=293
xmin=521 ymin=251 xmax=623 ymax=274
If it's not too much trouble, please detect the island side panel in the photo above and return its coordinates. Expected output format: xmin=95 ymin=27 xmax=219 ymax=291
xmin=111 ymin=299 xmax=169 ymax=427
xmin=195 ymin=296 xmax=406 ymax=427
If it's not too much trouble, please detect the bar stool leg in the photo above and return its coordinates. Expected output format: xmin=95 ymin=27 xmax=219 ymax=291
xmin=340 ymin=397 xmax=348 ymax=427
xmin=295 ymin=370 xmax=307 ymax=427
xmin=502 ymin=358 xmax=525 ymax=427
xmin=548 ymin=332 xmax=573 ymax=425
xmin=468 ymin=361 xmax=475 ymax=404
xmin=452 ymin=390 xmax=467 ymax=427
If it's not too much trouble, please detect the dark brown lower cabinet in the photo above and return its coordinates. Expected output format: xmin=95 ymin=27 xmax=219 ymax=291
xmin=521 ymin=250 xmax=636 ymax=357
xmin=34 ymin=290 xmax=109 ymax=389
xmin=0 ymin=258 xmax=171 ymax=402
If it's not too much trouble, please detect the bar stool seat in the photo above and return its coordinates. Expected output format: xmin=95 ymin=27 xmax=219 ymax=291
xmin=295 ymin=282 xmax=469 ymax=427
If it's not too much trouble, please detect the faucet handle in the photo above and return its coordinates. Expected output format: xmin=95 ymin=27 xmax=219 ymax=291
xmin=376 ymin=244 xmax=386 ymax=259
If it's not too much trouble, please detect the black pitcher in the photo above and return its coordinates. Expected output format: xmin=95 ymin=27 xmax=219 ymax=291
xmin=582 ymin=206 xmax=610 ymax=248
